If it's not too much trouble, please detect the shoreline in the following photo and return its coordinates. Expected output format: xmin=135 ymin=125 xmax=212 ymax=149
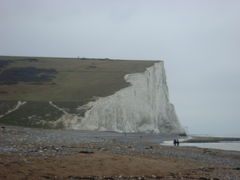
xmin=1 ymin=125 xmax=240 ymax=179
xmin=182 ymin=136 xmax=240 ymax=143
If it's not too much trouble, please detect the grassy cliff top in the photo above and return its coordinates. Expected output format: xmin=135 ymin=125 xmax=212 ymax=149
xmin=0 ymin=56 xmax=158 ymax=103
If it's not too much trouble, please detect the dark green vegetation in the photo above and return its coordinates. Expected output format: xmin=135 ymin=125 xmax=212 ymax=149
xmin=0 ymin=56 xmax=156 ymax=128
xmin=0 ymin=67 xmax=57 ymax=85
xmin=0 ymin=101 xmax=17 ymax=115
xmin=0 ymin=58 xmax=38 ymax=69
xmin=0 ymin=56 xmax=155 ymax=102
xmin=0 ymin=101 xmax=63 ymax=128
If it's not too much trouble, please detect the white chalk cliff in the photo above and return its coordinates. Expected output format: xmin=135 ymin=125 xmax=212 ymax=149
xmin=68 ymin=61 xmax=184 ymax=133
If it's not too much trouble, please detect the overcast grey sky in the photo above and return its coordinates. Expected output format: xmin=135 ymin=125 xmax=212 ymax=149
xmin=1 ymin=0 xmax=240 ymax=135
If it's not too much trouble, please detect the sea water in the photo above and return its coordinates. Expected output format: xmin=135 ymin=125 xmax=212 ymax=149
xmin=179 ymin=141 xmax=240 ymax=151
xmin=161 ymin=135 xmax=240 ymax=152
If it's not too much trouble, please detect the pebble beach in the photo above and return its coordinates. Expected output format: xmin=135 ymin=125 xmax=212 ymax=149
xmin=1 ymin=125 xmax=240 ymax=180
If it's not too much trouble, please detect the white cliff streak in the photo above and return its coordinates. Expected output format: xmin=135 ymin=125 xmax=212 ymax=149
xmin=69 ymin=62 xmax=184 ymax=133
xmin=0 ymin=101 xmax=26 ymax=119
xmin=48 ymin=101 xmax=79 ymax=127
xmin=49 ymin=101 xmax=68 ymax=115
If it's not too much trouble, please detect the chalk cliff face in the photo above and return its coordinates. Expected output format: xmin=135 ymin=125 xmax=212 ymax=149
xmin=71 ymin=62 xmax=184 ymax=133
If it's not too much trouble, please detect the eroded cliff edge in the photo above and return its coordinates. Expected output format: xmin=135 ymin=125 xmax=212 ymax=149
xmin=67 ymin=61 xmax=184 ymax=133
xmin=0 ymin=57 xmax=184 ymax=134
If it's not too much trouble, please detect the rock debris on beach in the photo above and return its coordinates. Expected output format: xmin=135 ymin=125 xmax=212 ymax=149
xmin=0 ymin=125 xmax=240 ymax=180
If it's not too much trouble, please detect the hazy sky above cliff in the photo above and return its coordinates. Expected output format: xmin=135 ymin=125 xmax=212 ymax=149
xmin=1 ymin=0 xmax=240 ymax=135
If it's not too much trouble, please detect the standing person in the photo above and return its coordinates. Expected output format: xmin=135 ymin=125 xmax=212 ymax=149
xmin=176 ymin=139 xmax=180 ymax=146
xmin=173 ymin=139 xmax=177 ymax=146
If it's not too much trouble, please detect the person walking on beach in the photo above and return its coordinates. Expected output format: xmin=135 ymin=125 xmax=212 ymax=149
xmin=176 ymin=139 xmax=180 ymax=146
xmin=173 ymin=139 xmax=177 ymax=146
xmin=173 ymin=139 xmax=180 ymax=146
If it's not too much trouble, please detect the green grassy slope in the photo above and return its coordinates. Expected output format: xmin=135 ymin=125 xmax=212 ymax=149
xmin=0 ymin=56 xmax=158 ymax=128
xmin=0 ymin=56 xmax=156 ymax=102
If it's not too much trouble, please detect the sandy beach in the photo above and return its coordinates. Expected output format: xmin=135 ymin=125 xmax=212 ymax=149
xmin=1 ymin=126 xmax=240 ymax=180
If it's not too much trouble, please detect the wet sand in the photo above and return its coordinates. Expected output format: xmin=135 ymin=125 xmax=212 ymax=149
xmin=1 ymin=126 xmax=240 ymax=179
